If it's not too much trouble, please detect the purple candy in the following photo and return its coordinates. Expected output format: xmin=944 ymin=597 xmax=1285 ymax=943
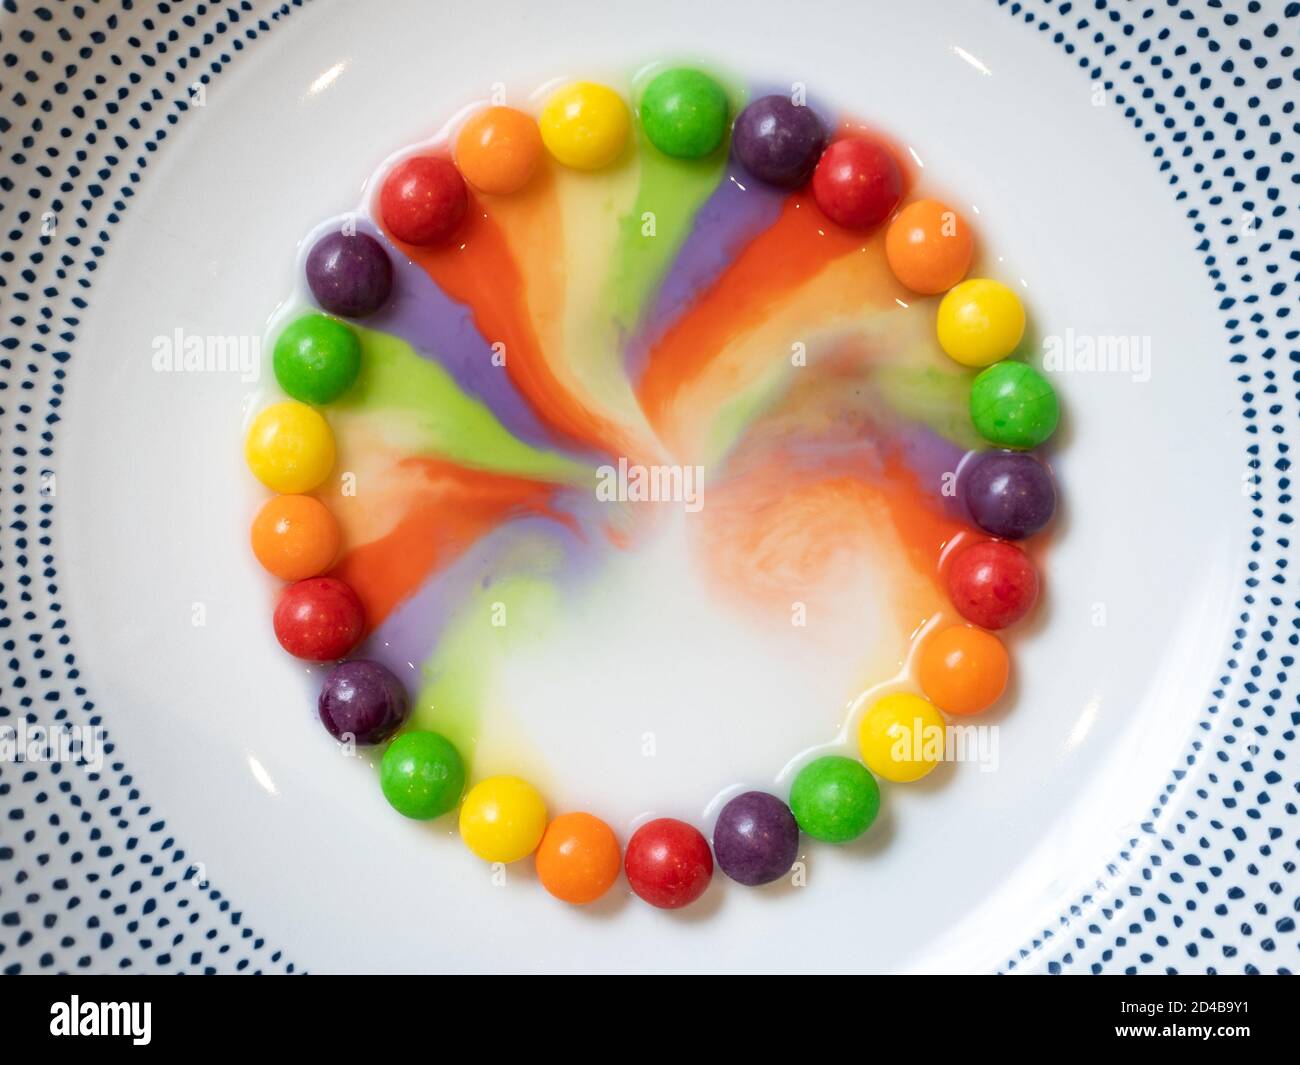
xmin=713 ymin=790 xmax=800 ymax=886
xmin=732 ymin=95 xmax=825 ymax=189
xmin=306 ymin=231 xmax=393 ymax=319
xmin=962 ymin=450 xmax=1057 ymax=540
xmin=317 ymin=659 xmax=409 ymax=745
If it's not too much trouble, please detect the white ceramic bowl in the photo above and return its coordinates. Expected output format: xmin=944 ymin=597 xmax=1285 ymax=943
xmin=1 ymin=0 xmax=1295 ymax=973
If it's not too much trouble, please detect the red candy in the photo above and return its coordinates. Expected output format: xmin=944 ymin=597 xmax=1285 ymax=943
xmin=379 ymin=156 xmax=468 ymax=246
xmin=946 ymin=540 xmax=1039 ymax=631
xmin=273 ymin=577 xmax=366 ymax=661
xmin=624 ymin=817 xmax=713 ymax=910
xmin=811 ymin=137 xmax=903 ymax=230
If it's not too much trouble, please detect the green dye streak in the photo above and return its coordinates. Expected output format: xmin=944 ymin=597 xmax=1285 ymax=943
xmin=706 ymin=344 xmax=984 ymax=465
xmin=407 ymin=546 xmax=566 ymax=770
xmin=337 ymin=326 xmax=590 ymax=485
xmin=704 ymin=357 xmax=793 ymax=466
xmin=605 ymin=76 xmax=746 ymax=330
xmin=873 ymin=364 xmax=984 ymax=451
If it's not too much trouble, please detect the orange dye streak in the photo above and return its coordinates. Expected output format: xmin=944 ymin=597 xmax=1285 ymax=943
xmin=380 ymin=189 xmax=631 ymax=461
xmin=635 ymin=128 xmax=914 ymax=446
xmin=636 ymin=194 xmax=865 ymax=436
xmin=329 ymin=456 xmax=572 ymax=628
xmin=699 ymin=449 xmax=966 ymax=615
xmin=875 ymin=452 xmax=970 ymax=579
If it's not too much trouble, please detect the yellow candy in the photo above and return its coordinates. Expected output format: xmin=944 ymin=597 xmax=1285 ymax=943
xmin=244 ymin=400 xmax=335 ymax=494
xmin=458 ymin=775 xmax=547 ymax=863
xmin=857 ymin=692 xmax=946 ymax=783
xmin=936 ymin=278 xmax=1026 ymax=367
xmin=539 ymin=81 xmax=630 ymax=170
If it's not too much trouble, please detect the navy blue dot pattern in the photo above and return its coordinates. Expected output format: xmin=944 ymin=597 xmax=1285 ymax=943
xmin=0 ymin=0 xmax=1295 ymax=974
xmin=999 ymin=0 xmax=1299 ymax=975
xmin=0 ymin=0 xmax=302 ymax=974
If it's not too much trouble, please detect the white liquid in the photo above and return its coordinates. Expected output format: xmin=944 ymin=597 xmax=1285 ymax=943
xmin=486 ymin=509 xmax=915 ymax=830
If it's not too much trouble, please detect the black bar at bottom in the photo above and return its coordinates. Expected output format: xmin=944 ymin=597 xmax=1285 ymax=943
xmin=0 ymin=973 xmax=1289 ymax=1050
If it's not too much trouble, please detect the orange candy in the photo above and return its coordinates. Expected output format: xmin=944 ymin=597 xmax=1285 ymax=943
xmin=917 ymin=624 xmax=1009 ymax=716
xmin=454 ymin=106 xmax=543 ymax=195
xmin=884 ymin=198 xmax=974 ymax=295
xmin=250 ymin=494 xmax=341 ymax=581
xmin=534 ymin=812 xmax=621 ymax=905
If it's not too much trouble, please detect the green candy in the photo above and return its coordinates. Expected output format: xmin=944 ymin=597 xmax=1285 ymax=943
xmin=380 ymin=730 xmax=465 ymax=820
xmin=639 ymin=68 xmax=729 ymax=159
xmin=789 ymin=755 xmax=880 ymax=844
xmin=969 ymin=360 xmax=1059 ymax=449
xmin=273 ymin=313 xmax=362 ymax=405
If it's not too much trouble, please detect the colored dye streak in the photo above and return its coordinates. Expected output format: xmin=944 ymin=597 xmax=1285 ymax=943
xmin=635 ymin=192 xmax=871 ymax=447
xmin=329 ymin=456 xmax=577 ymax=628
xmin=377 ymin=189 xmax=643 ymax=464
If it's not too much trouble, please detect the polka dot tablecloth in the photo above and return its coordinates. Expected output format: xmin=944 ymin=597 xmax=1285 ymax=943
xmin=0 ymin=0 xmax=1295 ymax=973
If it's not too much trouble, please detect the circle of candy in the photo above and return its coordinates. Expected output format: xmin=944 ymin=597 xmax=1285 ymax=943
xmin=242 ymin=70 xmax=1061 ymax=911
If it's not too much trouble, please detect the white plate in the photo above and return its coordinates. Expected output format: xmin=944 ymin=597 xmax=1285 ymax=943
xmin=2 ymin=0 xmax=1296 ymax=974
